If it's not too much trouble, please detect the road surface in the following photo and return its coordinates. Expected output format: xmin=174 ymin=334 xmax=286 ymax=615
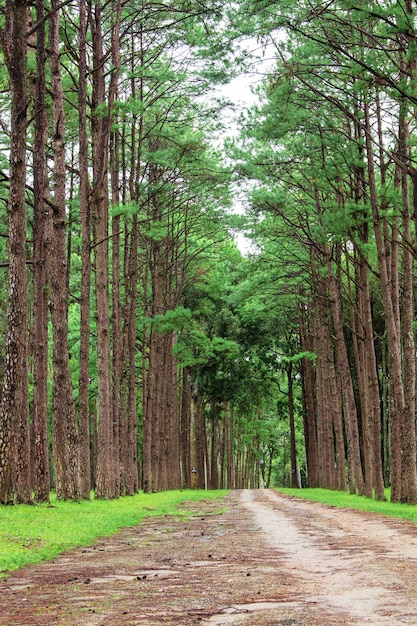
xmin=1 ymin=489 xmax=417 ymax=625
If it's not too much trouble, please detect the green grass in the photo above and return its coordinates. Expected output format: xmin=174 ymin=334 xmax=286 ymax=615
xmin=0 ymin=489 xmax=228 ymax=576
xmin=277 ymin=487 xmax=417 ymax=524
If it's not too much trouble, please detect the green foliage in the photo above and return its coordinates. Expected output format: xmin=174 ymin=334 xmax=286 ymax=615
xmin=0 ymin=490 xmax=227 ymax=576
xmin=280 ymin=351 xmax=317 ymax=364
xmin=175 ymin=326 xmax=240 ymax=369
xmin=146 ymin=306 xmax=194 ymax=334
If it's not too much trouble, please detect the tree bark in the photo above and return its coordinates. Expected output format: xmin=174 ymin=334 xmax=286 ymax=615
xmin=299 ymin=310 xmax=319 ymax=488
xmin=180 ymin=368 xmax=191 ymax=487
xmin=78 ymin=0 xmax=92 ymax=500
xmin=110 ymin=130 xmax=122 ymax=496
xmin=32 ymin=0 xmax=50 ymax=503
xmin=196 ymin=394 xmax=207 ymax=489
xmin=90 ymin=0 xmax=120 ymax=498
xmin=351 ymin=250 xmax=385 ymax=500
xmin=49 ymin=0 xmax=81 ymax=500
xmin=364 ymin=100 xmax=404 ymax=502
xmin=189 ymin=380 xmax=199 ymax=489
xmin=397 ymin=107 xmax=417 ymax=504
xmin=287 ymin=364 xmax=299 ymax=489
xmin=0 ymin=0 xmax=31 ymax=504
xmin=126 ymin=215 xmax=139 ymax=494
xmin=325 ymin=247 xmax=365 ymax=495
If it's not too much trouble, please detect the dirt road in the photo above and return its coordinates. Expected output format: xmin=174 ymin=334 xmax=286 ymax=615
xmin=1 ymin=489 xmax=417 ymax=625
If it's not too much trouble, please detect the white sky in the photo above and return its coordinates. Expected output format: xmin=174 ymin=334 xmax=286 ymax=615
xmin=213 ymin=75 xmax=261 ymax=254
xmin=208 ymin=41 xmax=279 ymax=254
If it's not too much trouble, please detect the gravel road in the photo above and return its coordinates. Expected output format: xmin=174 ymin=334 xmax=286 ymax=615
xmin=1 ymin=489 xmax=417 ymax=625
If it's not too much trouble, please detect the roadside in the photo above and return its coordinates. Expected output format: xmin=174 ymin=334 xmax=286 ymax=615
xmin=1 ymin=489 xmax=417 ymax=625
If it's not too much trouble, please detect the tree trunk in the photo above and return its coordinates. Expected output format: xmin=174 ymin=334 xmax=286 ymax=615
xmin=49 ymin=1 xmax=80 ymax=500
xmin=313 ymin=276 xmax=342 ymax=490
xmin=287 ymin=364 xmax=299 ymax=489
xmin=163 ymin=333 xmax=181 ymax=489
xmin=189 ymin=381 xmax=199 ymax=489
xmin=0 ymin=0 xmax=31 ymax=504
xmin=227 ymin=404 xmax=235 ymax=489
xmin=351 ymin=108 xmax=386 ymax=501
xmin=90 ymin=0 xmax=117 ymax=498
xmin=180 ymin=368 xmax=191 ymax=487
xmin=299 ymin=310 xmax=319 ymax=488
xmin=364 ymin=100 xmax=404 ymax=502
xmin=351 ymin=250 xmax=385 ymax=500
xmin=325 ymin=249 xmax=365 ymax=495
xmin=235 ymin=412 xmax=243 ymax=489
xmin=209 ymin=412 xmax=219 ymax=489
xmin=197 ymin=395 xmax=207 ymax=489
xmin=78 ymin=0 xmax=92 ymax=500
xmin=110 ymin=130 xmax=122 ymax=496
xmin=32 ymin=0 xmax=50 ymax=503
xmin=398 ymin=107 xmax=417 ymax=504
xmin=126 ymin=216 xmax=139 ymax=494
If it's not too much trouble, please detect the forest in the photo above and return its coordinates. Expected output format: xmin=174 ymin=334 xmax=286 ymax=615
xmin=0 ymin=0 xmax=416 ymax=505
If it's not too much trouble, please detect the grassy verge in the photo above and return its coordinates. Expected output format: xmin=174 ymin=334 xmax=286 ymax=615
xmin=278 ymin=487 xmax=417 ymax=524
xmin=0 ymin=489 xmax=228 ymax=576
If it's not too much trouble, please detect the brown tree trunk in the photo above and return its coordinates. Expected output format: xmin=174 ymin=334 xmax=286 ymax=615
xmin=325 ymin=248 xmax=364 ymax=495
xmin=49 ymin=1 xmax=80 ymax=500
xmin=381 ymin=339 xmax=390 ymax=486
xmin=227 ymin=404 xmax=235 ymax=489
xmin=398 ymin=107 xmax=417 ymax=504
xmin=32 ymin=0 xmax=50 ymax=503
xmin=78 ymin=0 xmax=92 ymax=500
xmin=219 ymin=411 xmax=226 ymax=490
xmin=351 ymin=110 xmax=386 ymax=501
xmin=235 ymin=412 xmax=242 ymax=489
xmin=180 ymin=368 xmax=192 ymax=487
xmin=327 ymin=337 xmax=346 ymax=492
xmin=110 ymin=130 xmax=122 ymax=496
xmin=313 ymin=324 xmax=332 ymax=489
xmin=122 ymin=33 xmax=143 ymax=494
xmin=209 ymin=412 xmax=219 ymax=489
xmin=166 ymin=333 xmax=181 ymax=489
xmin=116 ymin=142 xmax=129 ymax=494
xmin=196 ymin=395 xmax=207 ymax=489
xmin=314 ymin=181 xmax=363 ymax=495
xmin=363 ymin=291 xmax=386 ymax=501
xmin=364 ymin=100 xmax=404 ymax=502
xmin=90 ymin=0 xmax=120 ymax=498
xmin=142 ymin=153 xmax=182 ymax=491
xmin=126 ymin=216 xmax=139 ymax=495
xmin=143 ymin=326 xmax=160 ymax=492
xmin=350 ymin=250 xmax=385 ymax=500
xmin=189 ymin=380 xmax=199 ymax=489
xmin=159 ymin=337 xmax=181 ymax=490
xmin=313 ymin=276 xmax=342 ymax=491
xmin=0 ymin=0 xmax=31 ymax=504
xmin=350 ymin=257 xmax=372 ymax=498
xmin=156 ymin=334 xmax=169 ymax=491
xmin=299 ymin=310 xmax=319 ymax=488
xmin=142 ymin=325 xmax=154 ymax=494
xmin=287 ymin=363 xmax=299 ymax=489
